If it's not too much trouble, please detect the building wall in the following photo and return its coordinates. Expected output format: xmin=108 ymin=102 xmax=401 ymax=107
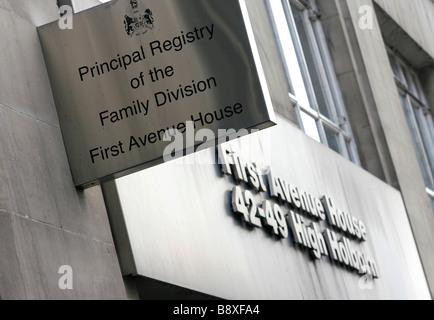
xmin=316 ymin=0 xmax=398 ymax=187
xmin=374 ymin=0 xmax=434 ymax=59
xmin=1 ymin=0 xmax=433 ymax=300
xmin=342 ymin=0 xmax=434 ymax=297
xmin=0 ymin=0 xmax=126 ymax=299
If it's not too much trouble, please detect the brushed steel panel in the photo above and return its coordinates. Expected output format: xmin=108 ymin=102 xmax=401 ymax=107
xmin=38 ymin=0 xmax=275 ymax=187
xmin=107 ymin=115 xmax=430 ymax=300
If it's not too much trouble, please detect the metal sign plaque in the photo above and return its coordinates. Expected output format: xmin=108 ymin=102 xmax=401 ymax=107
xmin=38 ymin=0 xmax=275 ymax=188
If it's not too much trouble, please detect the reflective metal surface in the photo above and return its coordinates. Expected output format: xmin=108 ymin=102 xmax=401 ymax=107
xmin=105 ymin=115 xmax=430 ymax=299
xmin=38 ymin=0 xmax=275 ymax=187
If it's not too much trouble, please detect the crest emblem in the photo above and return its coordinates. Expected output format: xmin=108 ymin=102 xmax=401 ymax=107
xmin=130 ymin=0 xmax=139 ymax=10
xmin=124 ymin=1 xmax=154 ymax=37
